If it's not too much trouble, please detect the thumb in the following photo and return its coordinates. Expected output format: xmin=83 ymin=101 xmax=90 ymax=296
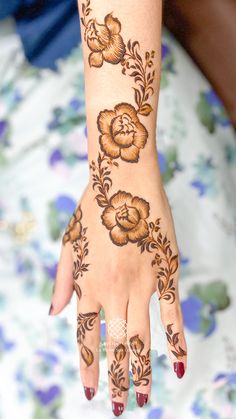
xmin=49 ymin=242 xmax=74 ymax=315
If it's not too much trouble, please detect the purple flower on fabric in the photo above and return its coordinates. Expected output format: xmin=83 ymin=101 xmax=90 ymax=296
xmin=161 ymin=43 xmax=170 ymax=60
xmin=69 ymin=98 xmax=83 ymax=111
xmin=36 ymin=350 xmax=59 ymax=366
xmin=158 ymin=151 xmax=167 ymax=174
xmin=100 ymin=322 xmax=106 ymax=338
xmin=49 ymin=149 xmax=63 ymax=166
xmin=43 ymin=263 xmax=57 ymax=281
xmin=35 ymin=385 xmax=61 ymax=406
xmin=55 ymin=196 xmax=76 ymax=213
xmin=181 ymin=295 xmax=203 ymax=333
xmin=0 ymin=325 xmax=15 ymax=352
xmin=148 ymin=407 xmax=164 ymax=419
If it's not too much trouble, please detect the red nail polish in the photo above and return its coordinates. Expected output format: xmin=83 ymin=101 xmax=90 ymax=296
xmin=112 ymin=401 xmax=124 ymax=416
xmin=174 ymin=361 xmax=185 ymax=378
xmin=48 ymin=303 xmax=54 ymax=315
xmin=136 ymin=392 xmax=148 ymax=407
xmin=84 ymin=386 xmax=95 ymax=400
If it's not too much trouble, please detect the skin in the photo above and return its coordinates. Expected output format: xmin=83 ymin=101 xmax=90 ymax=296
xmin=50 ymin=0 xmax=187 ymax=415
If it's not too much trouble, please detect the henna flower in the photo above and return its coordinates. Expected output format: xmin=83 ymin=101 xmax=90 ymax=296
xmin=63 ymin=206 xmax=82 ymax=244
xmin=85 ymin=13 xmax=125 ymax=67
xmin=97 ymin=103 xmax=148 ymax=163
xmin=101 ymin=191 xmax=150 ymax=246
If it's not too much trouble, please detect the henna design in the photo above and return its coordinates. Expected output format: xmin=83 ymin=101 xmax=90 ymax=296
xmin=62 ymin=205 xmax=83 ymax=245
xmin=62 ymin=206 xmax=90 ymax=300
xmin=108 ymin=343 xmax=129 ymax=398
xmin=81 ymin=3 xmax=156 ymax=163
xmin=82 ymin=1 xmax=178 ymax=305
xmin=72 ymin=224 xmax=90 ymax=280
xmin=74 ymin=282 xmax=82 ymax=300
xmin=165 ymin=323 xmax=187 ymax=359
xmin=121 ymin=41 xmax=155 ymax=116
xmin=101 ymin=190 xmax=150 ymax=246
xmin=90 ymin=152 xmax=117 ymax=207
xmin=81 ymin=1 xmax=126 ymax=68
xmin=97 ymin=103 xmax=148 ymax=163
xmin=129 ymin=335 xmax=151 ymax=387
xmin=77 ymin=312 xmax=99 ymax=367
xmin=137 ymin=218 xmax=178 ymax=303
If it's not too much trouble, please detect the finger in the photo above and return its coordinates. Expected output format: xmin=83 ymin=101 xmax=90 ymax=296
xmin=127 ymin=296 xmax=152 ymax=408
xmin=77 ymin=296 xmax=102 ymax=400
xmin=158 ymin=273 xmax=188 ymax=378
xmin=104 ymin=300 xmax=129 ymax=417
xmin=49 ymin=241 xmax=74 ymax=315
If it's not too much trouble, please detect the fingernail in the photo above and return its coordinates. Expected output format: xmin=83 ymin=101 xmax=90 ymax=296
xmin=84 ymin=386 xmax=95 ymax=400
xmin=136 ymin=392 xmax=148 ymax=407
xmin=112 ymin=401 xmax=124 ymax=416
xmin=48 ymin=303 xmax=54 ymax=315
xmin=174 ymin=361 xmax=185 ymax=378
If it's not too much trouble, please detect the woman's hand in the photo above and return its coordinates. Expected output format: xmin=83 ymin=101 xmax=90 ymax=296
xmin=49 ymin=158 xmax=187 ymax=416
xmin=49 ymin=0 xmax=187 ymax=415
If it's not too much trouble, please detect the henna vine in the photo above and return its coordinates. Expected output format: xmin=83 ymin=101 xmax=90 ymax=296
xmin=165 ymin=323 xmax=187 ymax=359
xmin=62 ymin=206 xmax=90 ymax=299
xmin=121 ymin=40 xmax=155 ymax=116
xmin=137 ymin=218 xmax=178 ymax=303
xmin=90 ymin=152 xmax=118 ymax=207
xmin=108 ymin=343 xmax=129 ymax=398
xmin=129 ymin=335 xmax=151 ymax=386
xmin=77 ymin=311 xmax=99 ymax=367
xmin=72 ymin=225 xmax=90 ymax=281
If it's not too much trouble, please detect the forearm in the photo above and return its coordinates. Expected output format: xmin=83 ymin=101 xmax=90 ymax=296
xmin=77 ymin=0 xmax=163 ymax=185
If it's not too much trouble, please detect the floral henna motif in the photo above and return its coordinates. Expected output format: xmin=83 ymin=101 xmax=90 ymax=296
xmin=97 ymin=103 xmax=148 ymax=163
xmin=121 ymin=41 xmax=156 ymax=116
xmin=129 ymin=335 xmax=151 ymax=387
xmin=165 ymin=323 xmax=187 ymax=359
xmin=90 ymin=152 xmax=118 ymax=207
xmin=77 ymin=311 xmax=99 ymax=367
xmin=62 ymin=206 xmax=90 ymax=299
xmin=80 ymin=1 xmax=126 ymax=68
xmin=83 ymin=1 xmax=178 ymax=305
xmin=62 ymin=205 xmax=83 ymax=245
xmin=72 ymin=224 xmax=90 ymax=281
xmin=137 ymin=218 xmax=178 ymax=304
xmin=108 ymin=343 xmax=129 ymax=398
xmin=101 ymin=190 xmax=150 ymax=246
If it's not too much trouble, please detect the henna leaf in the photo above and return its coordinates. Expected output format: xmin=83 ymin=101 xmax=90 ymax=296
xmin=172 ymin=332 xmax=179 ymax=346
xmin=115 ymin=344 xmax=127 ymax=362
xmin=81 ymin=344 xmax=94 ymax=367
xmin=158 ymin=279 xmax=164 ymax=294
xmin=139 ymin=103 xmax=153 ymax=116
xmin=167 ymin=323 xmax=173 ymax=335
xmin=130 ymin=334 xmax=144 ymax=356
xmin=74 ymin=282 xmax=82 ymax=300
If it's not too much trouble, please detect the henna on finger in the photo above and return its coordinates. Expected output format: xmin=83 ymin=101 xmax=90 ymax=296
xmin=165 ymin=323 xmax=187 ymax=359
xmin=165 ymin=323 xmax=187 ymax=378
xmin=129 ymin=334 xmax=151 ymax=387
xmin=77 ymin=311 xmax=99 ymax=367
xmin=108 ymin=343 xmax=129 ymax=398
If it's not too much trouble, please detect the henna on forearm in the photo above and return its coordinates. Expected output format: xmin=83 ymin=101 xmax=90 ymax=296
xmin=80 ymin=0 xmax=179 ymax=305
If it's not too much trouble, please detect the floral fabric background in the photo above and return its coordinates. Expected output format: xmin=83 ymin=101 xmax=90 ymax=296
xmin=0 ymin=18 xmax=236 ymax=419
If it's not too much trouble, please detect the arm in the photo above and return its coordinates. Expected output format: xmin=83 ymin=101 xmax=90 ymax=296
xmin=50 ymin=0 xmax=187 ymax=414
